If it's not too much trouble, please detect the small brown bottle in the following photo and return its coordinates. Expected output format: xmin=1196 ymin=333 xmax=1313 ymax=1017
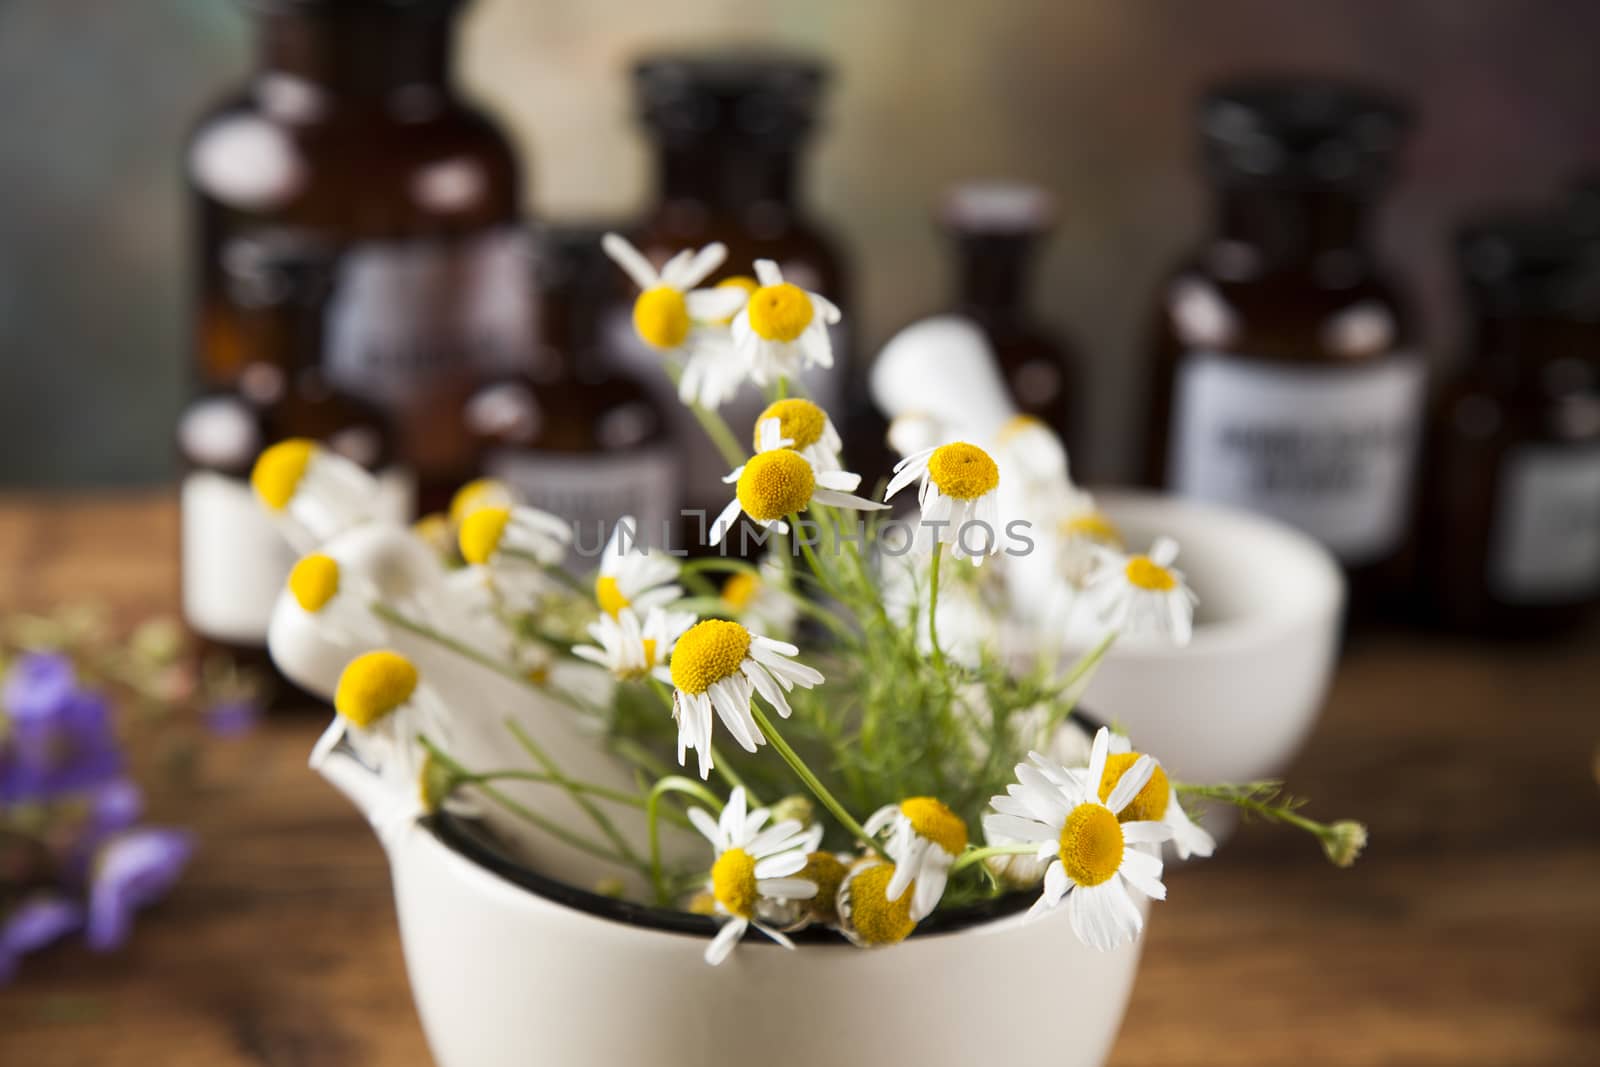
xmin=609 ymin=51 xmax=856 ymax=531
xmin=1144 ymin=80 xmax=1423 ymax=601
xmin=1417 ymin=215 xmax=1600 ymax=633
xmin=178 ymin=240 xmax=406 ymax=686
xmin=467 ymin=226 xmax=679 ymax=554
xmin=941 ymin=181 xmax=1084 ymax=464
xmin=186 ymin=0 xmax=535 ymax=512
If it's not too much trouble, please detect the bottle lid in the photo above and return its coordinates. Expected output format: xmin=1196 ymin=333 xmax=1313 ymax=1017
xmin=1200 ymin=78 xmax=1410 ymax=189
xmin=939 ymin=181 xmax=1055 ymax=236
xmin=1458 ymin=211 xmax=1600 ymax=320
xmin=633 ymin=51 xmax=828 ymax=149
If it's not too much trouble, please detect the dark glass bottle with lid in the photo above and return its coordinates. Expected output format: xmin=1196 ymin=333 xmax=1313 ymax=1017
xmin=1416 ymin=216 xmax=1600 ymax=633
xmin=1143 ymin=80 xmax=1423 ymax=602
xmin=941 ymin=181 xmax=1084 ymax=464
xmin=611 ymin=51 xmax=856 ymax=536
xmin=186 ymin=0 xmax=535 ymax=512
xmin=178 ymin=239 xmax=404 ymax=691
xmin=467 ymin=226 xmax=678 ymax=554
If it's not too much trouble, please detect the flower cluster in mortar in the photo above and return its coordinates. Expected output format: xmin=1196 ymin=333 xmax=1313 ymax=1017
xmin=251 ymin=235 xmax=1366 ymax=966
xmin=0 ymin=607 xmax=263 ymax=984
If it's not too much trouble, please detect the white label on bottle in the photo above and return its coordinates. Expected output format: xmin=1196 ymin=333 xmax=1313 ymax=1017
xmin=1168 ymin=351 xmax=1425 ymax=564
xmin=181 ymin=468 xmax=415 ymax=646
xmin=486 ymin=448 xmax=682 ymax=558
xmin=1487 ymin=445 xmax=1600 ymax=603
xmin=324 ymin=226 xmax=537 ymax=404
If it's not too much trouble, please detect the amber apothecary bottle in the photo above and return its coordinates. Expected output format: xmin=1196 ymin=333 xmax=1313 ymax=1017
xmin=611 ymin=51 xmax=856 ymax=531
xmin=1144 ymin=81 xmax=1423 ymax=599
xmin=1417 ymin=216 xmax=1600 ymax=634
xmin=186 ymin=0 xmax=535 ymax=512
xmin=178 ymin=240 xmax=406 ymax=685
xmin=468 ymin=227 xmax=678 ymax=554
xmin=941 ymin=181 xmax=1083 ymax=464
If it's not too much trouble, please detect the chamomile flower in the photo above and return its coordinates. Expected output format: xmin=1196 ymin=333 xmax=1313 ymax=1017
xmin=457 ymin=504 xmax=572 ymax=569
xmin=883 ymin=441 xmax=1004 ymax=564
xmin=310 ymin=650 xmax=450 ymax=815
xmin=594 ymin=515 xmax=683 ymax=618
xmin=602 ymin=234 xmax=747 ymax=355
xmin=690 ymin=787 xmax=821 ymax=965
xmin=981 ymin=728 xmax=1171 ymax=951
xmin=1056 ymin=495 xmax=1124 ymax=586
xmin=753 ymin=397 xmax=844 ymax=472
xmin=675 ymin=276 xmax=760 ymax=411
xmin=448 ymin=477 xmax=517 ymax=528
xmin=707 ymin=419 xmax=887 ymax=546
xmin=1083 ymin=536 xmax=1198 ymax=646
xmin=667 ymin=619 xmax=822 ymax=779
xmin=250 ymin=438 xmax=380 ymax=547
xmin=719 ymin=556 xmax=798 ymax=640
xmin=837 ymin=859 xmax=918 ymax=948
xmin=863 ymin=797 xmax=969 ymax=921
xmin=1099 ymin=732 xmax=1214 ymax=860
xmin=993 ymin=414 xmax=1069 ymax=487
xmin=279 ymin=551 xmax=384 ymax=646
xmin=885 ymin=412 xmax=951 ymax=462
xmin=730 ymin=259 xmax=841 ymax=386
xmin=571 ymin=606 xmax=693 ymax=683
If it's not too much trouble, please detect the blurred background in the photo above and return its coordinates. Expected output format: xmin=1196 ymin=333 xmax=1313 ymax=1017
xmin=4 ymin=0 xmax=1599 ymax=488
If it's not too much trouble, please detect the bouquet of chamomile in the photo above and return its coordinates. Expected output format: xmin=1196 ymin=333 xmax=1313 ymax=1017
xmin=250 ymin=235 xmax=1364 ymax=965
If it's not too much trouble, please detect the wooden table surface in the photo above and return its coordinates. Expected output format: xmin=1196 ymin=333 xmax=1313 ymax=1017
xmin=1 ymin=494 xmax=1597 ymax=1066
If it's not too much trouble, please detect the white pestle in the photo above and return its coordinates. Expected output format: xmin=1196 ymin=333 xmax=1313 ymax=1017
xmin=870 ymin=315 xmax=1019 ymax=444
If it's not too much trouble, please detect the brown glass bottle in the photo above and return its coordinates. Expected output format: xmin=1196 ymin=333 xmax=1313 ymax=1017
xmin=941 ymin=182 xmax=1084 ymax=465
xmin=186 ymin=0 xmax=534 ymax=513
xmin=178 ymin=239 xmax=405 ymax=694
xmin=608 ymin=52 xmax=859 ymax=544
xmin=1144 ymin=81 xmax=1423 ymax=606
xmin=1416 ymin=216 xmax=1600 ymax=634
xmin=467 ymin=226 xmax=679 ymax=555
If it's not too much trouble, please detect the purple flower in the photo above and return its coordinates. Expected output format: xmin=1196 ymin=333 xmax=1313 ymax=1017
xmin=86 ymin=829 xmax=194 ymax=952
xmin=3 ymin=652 xmax=77 ymax=721
xmin=0 ymin=896 xmax=84 ymax=985
xmin=0 ymin=688 xmax=123 ymax=804
xmin=204 ymin=698 xmax=261 ymax=738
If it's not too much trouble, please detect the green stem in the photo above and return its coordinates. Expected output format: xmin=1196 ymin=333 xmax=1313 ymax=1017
xmin=1176 ymin=783 xmax=1330 ymax=839
xmin=927 ymin=544 xmax=947 ymax=673
xmin=506 ymin=719 xmax=639 ymax=864
xmin=458 ymin=769 xmax=692 ymax=830
xmin=1036 ymin=629 xmax=1118 ymax=748
xmin=646 ymin=776 xmax=725 ymax=905
xmin=749 ymin=702 xmax=886 ymax=859
xmin=949 ymin=842 xmax=1041 ymax=875
xmin=663 ymin=359 xmax=747 ymax=469
xmin=646 ymin=676 xmax=759 ymax=802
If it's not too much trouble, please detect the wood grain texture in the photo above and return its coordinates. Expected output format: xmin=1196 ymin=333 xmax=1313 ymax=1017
xmin=1 ymin=494 xmax=1596 ymax=1066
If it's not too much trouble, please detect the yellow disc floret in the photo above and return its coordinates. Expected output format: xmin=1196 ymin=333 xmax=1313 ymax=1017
xmin=898 ymin=796 xmax=969 ymax=856
xmin=449 ymin=478 xmax=512 ymax=527
xmin=1125 ymin=555 xmax=1177 ymax=591
xmin=997 ymin=414 xmax=1045 ymax=443
xmin=287 ymin=553 xmax=340 ymax=613
xmin=711 ymin=847 xmax=758 ymax=919
xmin=927 ymin=442 xmax=1000 ymax=500
xmin=1061 ymin=512 xmax=1124 ymax=547
xmin=251 ymin=438 xmax=316 ymax=511
xmin=335 ymin=650 xmax=419 ymax=729
xmin=1097 ymin=751 xmax=1171 ymax=823
xmin=720 ymin=571 xmax=761 ymax=612
xmin=843 ymin=863 xmax=917 ymax=946
xmin=746 ymin=282 xmax=815 ymax=342
xmin=669 ymin=619 xmax=753 ymax=696
xmin=755 ymin=397 xmax=828 ymax=451
xmin=714 ymin=276 xmax=758 ymax=325
xmin=459 ymin=506 xmax=511 ymax=566
xmin=633 ymin=285 xmax=690 ymax=350
xmin=736 ymin=450 xmax=816 ymax=522
xmin=1058 ymin=802 xmax=1125 ymax=887
xmin=595 ymin=575 xmax=629 ymax=618
xmin=797 ymin=851 xmax=849 ymax=926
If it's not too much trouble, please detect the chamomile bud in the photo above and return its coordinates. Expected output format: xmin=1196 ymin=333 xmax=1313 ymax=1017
xmin=1322 ymin=821 xmax=1367 ymax=868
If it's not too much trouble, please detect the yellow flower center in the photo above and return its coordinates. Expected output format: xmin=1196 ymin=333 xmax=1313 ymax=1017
xmin=845 ymin=863 xmax=917 ymax=946
xmin=736 ymin=450 xmax=815 ymax=522
xmin=714 ymin=276 xmax=758 ymax=325
xmin=898 ymin=796 xmax=969 ymax=856
xmin=1057 ymin=802 xmax=1125 ymax=887
xmin=633 ymin=285 xmax=690 ymax=350
xmin=755 ymin=398 xmax=827 ymax=451
xmin=746 ymin=282 xmax=814 ymax=342
xmin=669 ymin=619 xmax=752 ymax=696
xmin=1125 ymin=555 xmax=1177 ymax=591
xmin=997 ymin=414 xmax=1045 ymax=443
xmin=287 ymin=553 xmax=340 ymax=613
xmin=640 ymin=637 xmax=659 ymax=666
xmin=720 ymin=571 xmax=761 ymax=612
xmin=525 ymin=663 xmax=550 ymax=686
xmin=798 ymin=851 xmax=848 ymax=925
xmin=595 ymin=575 xmax=629 ymax=618
xmin=1061 ymin=512 xmax=1123 ymax=546
xmin=926 ymin=442 xmax=1000 ymax=501
xmin=334 ymin=650 xmax=419 ymax=729
xmin=459 ymin=506 xmax=511 ymax=566
xmin=1098 ymin=752 xmax=1171 ymax=823
xmin=412 ymin=512 xmax=451 ymax=552
xmin=449 ymin=478 xmax=511 ymax=526
xmin=711 ymin=847 xmax=758 ymax=919
xmin=250 ymin=438 xmax=316 ymax=511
